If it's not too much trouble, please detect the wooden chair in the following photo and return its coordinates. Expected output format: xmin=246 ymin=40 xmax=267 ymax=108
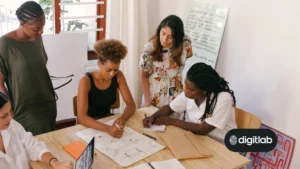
xmin=235 ymin=108 xmax=262 ymax=129
xmin=235 ymin=108 xmax=262 ymax=169
xmin=73 ymin=90 xmax=120 ymax=121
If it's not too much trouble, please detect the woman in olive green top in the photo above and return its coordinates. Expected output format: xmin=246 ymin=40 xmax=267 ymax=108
xmin=0 ymin=1 xmax=56 ymax=135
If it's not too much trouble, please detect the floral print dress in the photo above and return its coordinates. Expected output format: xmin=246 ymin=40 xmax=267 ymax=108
xmin=139 ymin=36 xmax=193 ymax=108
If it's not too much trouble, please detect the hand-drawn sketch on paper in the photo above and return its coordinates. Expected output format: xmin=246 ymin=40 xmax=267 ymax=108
xmin=76 ymin=119 xmax=165 ymax=167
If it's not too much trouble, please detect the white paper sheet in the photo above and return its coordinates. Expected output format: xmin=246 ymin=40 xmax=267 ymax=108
xmin=75 ymin=119 xmax=165 ymax=167
xmin=128 ymin=158 xmax=186 ymax=169
xmin=144 ymin=125 xmax=166 ymax=132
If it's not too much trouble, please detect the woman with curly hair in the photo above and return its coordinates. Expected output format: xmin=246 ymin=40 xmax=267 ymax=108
xmin=77 ymin=39 xmax=136 ymax=138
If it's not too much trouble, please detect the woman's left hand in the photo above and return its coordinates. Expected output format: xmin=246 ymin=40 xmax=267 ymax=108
xmin=52 ymin=161 xmax=73 ymax=169
xmin=113 ymin=118 xmax=126 ymax=128
xmin=153 ymin=117 xmax=175 ymax=126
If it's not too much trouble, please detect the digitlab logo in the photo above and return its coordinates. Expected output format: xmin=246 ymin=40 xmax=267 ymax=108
xmin=229 ymin=135 xmax=238 ymax=145
xmin=225 ymin=129 xmax=277 ymax=152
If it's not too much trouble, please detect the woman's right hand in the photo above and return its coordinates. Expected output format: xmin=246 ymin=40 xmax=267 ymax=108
xmin=143 ymin=115 xmax=156 ymax=128
xmin=107 ymin=125 xmax=124 ymax=138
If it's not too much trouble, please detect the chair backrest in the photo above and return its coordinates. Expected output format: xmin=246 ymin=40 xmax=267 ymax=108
xmin=235 ymin=108 xmax=262 ymax=129
xmin=73 ymin=96 xmax=78 ymax=116
xmin=72 ymin=90 xmax=120 ymax=117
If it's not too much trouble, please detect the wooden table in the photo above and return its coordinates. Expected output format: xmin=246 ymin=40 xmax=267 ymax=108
xmin=31 ymin=107 xmax=250 ymax=169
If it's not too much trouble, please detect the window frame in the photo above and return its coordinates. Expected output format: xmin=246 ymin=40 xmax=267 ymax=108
xmin=53 ymin=0 xmax=106 ymax=60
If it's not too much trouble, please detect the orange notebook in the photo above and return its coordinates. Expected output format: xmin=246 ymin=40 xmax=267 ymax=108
xmin=63 ymin=141 xmax=86 ymax=160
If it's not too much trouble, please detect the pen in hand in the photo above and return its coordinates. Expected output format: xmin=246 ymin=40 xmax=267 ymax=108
xmin=115 ymin=124 xmax=121 ymax=130
xmin=144 ymin=113 xmax=149 ymax=123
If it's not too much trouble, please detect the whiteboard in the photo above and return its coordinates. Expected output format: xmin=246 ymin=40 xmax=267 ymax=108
xmin=182 ymin=0 xmax=228 ymax=80
xmin=43 ymin=33 xmax=88 ymax=120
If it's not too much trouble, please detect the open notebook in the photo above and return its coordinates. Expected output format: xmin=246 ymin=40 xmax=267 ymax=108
xmin=128 ymin=158 xmax=185 ymax=169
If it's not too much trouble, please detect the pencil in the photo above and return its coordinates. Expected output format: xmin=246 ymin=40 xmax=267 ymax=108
xmin=115 ymin=124 xmax=120 ymax=129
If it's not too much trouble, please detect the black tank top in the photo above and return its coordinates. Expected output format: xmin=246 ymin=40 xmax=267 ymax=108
xmin=85 ymin=72 xmax=118 ymax=117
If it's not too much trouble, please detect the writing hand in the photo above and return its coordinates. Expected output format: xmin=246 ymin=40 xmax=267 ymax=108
xmin=107 ymin=125 xmax=124 ymax=138
xmin=143 ymin=115 xmax=155 ymax=128
xmin=113 ymin=118 xmax=126 ymax=129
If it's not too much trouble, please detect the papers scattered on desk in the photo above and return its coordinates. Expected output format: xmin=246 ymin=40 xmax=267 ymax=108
xmin=75 ymin=119 xmax=165 ymax=167
xmin=144 ymin=125 xmax=166 ymax=132
xmin=128 ymin=158 xmax=185 ymax=169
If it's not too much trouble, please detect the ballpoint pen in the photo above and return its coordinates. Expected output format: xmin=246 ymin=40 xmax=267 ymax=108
xmin=148 ymin=162 xmax=155 ymax=169
xmin=143 ymin=133 xmax=157 ymax=140
xmin=144 ymin=113 xmax=149 ymax=123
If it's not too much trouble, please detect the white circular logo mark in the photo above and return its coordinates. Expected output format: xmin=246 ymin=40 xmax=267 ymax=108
xmin=229 ymin=135 xmax=238 ymax=145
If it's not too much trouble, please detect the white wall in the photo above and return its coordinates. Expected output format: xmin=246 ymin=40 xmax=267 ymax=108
xmin=147 ymin=0 xmax=300 ymax=168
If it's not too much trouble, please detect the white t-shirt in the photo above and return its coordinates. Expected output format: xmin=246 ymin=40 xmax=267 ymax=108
xmin=169 ymin=92 xmax=237 ymax=144
xmin=0 ymin=120 xmax=49 ymax=169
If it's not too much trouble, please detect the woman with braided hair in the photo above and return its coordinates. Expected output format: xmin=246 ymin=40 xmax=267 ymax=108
xmin=0 ymin=1 xmax=56 ymax=135
xmin=143 ymin=62 xmax=237 ymax=143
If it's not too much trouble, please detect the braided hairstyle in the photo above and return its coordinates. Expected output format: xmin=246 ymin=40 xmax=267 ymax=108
xmin=186 ymin=62 xmax=236 ymax=121
xmin=0 ymin=91 xmax=9 ymax=109
xmin=15 ymin=1 xmax=45 ymax=23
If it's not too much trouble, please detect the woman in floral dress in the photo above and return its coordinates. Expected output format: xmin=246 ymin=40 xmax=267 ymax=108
xmin=139 ymin=15 xmax=193 ymax=112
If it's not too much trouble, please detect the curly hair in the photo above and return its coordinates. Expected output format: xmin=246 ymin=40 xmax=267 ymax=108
xmin=94 ymin=39 xmax=127 ymax=64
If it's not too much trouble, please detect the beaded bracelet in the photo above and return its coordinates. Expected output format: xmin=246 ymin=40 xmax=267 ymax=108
xmin=49 ymin=157 xmax=58 ymax=167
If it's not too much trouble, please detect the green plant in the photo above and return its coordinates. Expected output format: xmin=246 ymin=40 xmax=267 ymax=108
xmin=38 ymin=0 xmax=88 ymax=32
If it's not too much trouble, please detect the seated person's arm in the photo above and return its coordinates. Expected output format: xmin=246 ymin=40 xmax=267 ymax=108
xmin=152 ymin=108 xmax=216 ymax=135
xmin=114 ymin=71 xmax=136 ymax=126
xmin=142 ymin=105 xmax=174 ymax=127
xmin=77 ymin=75 xmax=123 ymax=138
xmin=165 ymin=119 xmax=216 ymax=135
xmin=155 ymin=93 xmax=233 ymax=135
xmin=142 ymin=92 xmax=187 ymax=127
xmin=16 ymin=121 xmax=73 ymax=169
